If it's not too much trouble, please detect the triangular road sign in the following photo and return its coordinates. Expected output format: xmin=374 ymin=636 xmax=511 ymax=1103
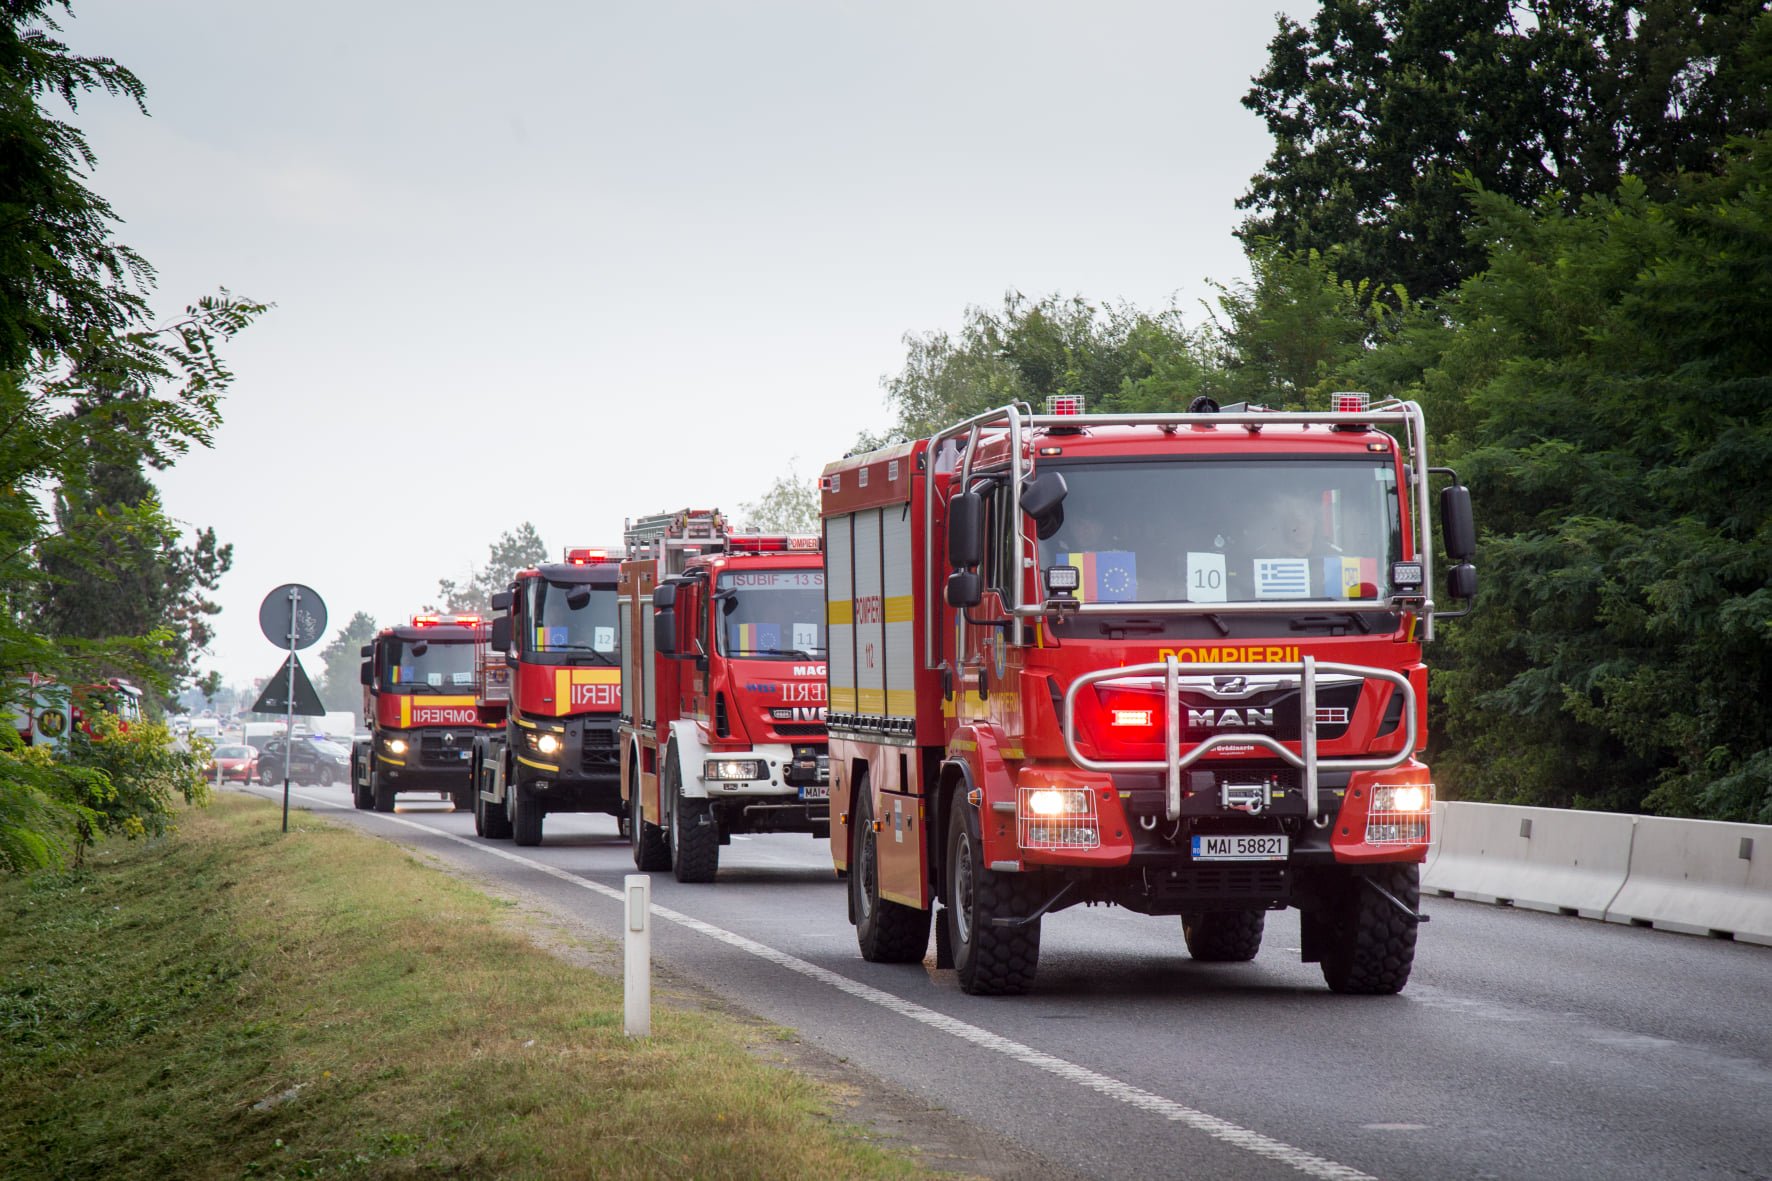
xmin=252 ymin=654 xmax=327 ymax=717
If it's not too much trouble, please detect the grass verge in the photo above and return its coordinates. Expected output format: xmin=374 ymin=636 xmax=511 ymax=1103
xmin=0 ymin=793 xmax=927 ymax=1180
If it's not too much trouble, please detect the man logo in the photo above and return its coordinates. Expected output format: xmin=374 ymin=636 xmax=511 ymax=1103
xmin=1187 ymin=707 xmax=1275 ymax=729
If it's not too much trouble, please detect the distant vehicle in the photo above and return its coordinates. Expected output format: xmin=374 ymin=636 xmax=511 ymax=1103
xmin=241 ymin=722 xmax=281 ymax=754
xmin=188 ymin=716 xmax=222 ymax=743
xmin=206 ymin=743 xmax=259 ymax=784
xmin=258 ymin=736 xmax=350 ymax=786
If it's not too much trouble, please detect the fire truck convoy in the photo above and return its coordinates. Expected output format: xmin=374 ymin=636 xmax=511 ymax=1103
xmin=353 ymin=613 xmax=502 ymax=813
xmin=820 ymin=394 xmax=1476 ymax=995
xmin=470 ymin=548 xmax=625 ymax=846
xmin=10 ymin=675 xmax=143 ymax=750
xmin=618 ymin=509 xmax=831 ymax=882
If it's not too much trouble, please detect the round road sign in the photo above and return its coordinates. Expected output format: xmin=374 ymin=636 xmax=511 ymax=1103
xmin=259 ymin=584 xmax=328 ymax=650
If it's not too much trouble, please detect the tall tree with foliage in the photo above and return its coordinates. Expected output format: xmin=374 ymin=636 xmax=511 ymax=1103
xmin=316 ymin=611 xmax=377 ymax=724
xmin=1238 ymin=0 xmax=1772 ymax=302
xmin=871 ymin=293 xmax=1209 ymax=446
xmin=435 ymin=523 xmax=549 ymax=612
xmin=1338 ymin=137 xmax=1772 ymax=822
xmin=739 ymin=468 xmax=819 ymax=534
xmin=1 ymin=2 xmax=263 ymax=869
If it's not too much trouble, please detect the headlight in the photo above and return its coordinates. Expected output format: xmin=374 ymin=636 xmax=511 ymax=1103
xmin=1372 ymin=784 xmax=1432 ymax=813
xmin=705 ymin=759 xmax=765 ymax=781
xmin=1016 ymin=786 xmax=1100 ymax=850
xmin=385 ymin=737 xmax=408 ymax=755
xmin=1025 ymin=788 xmax=1090 ymax=817
xmin=535 ymin=733 xmax=561 ymax=756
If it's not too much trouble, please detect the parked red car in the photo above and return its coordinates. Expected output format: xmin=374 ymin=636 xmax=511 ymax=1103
xmin=206 ymin=743 xmax=259 ymax=784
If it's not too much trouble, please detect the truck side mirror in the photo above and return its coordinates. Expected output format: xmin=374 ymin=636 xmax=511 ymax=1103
xmin=653 ymin=584 xmax=678 ymax=609
xmin=359 ymin=644 xmax=371 ymax=659
xmin=490 ymin=590 xmax=513 ymax=611
xmin=948 ymin=492 xmax=983 ymax=568
xmin=654 ymin=607 xmax=677 ymax=657
xmin=359 ymin=660 xmax=370 ymax=686
xmin=1440 ymin=484 xmax=1475 ymax=561
xmin=490 ymin=616 xmax=512 ymax=653
xmin=946 ymin=570 xmax=983 ymax=608
xmin=1447 ymin=562 xmax=1478 ymax=601
xmin=1020 ymin=470 xmax=1068 ymax=539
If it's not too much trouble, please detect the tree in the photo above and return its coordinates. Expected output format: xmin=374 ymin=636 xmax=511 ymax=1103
xmin=871 ymin=293 xmax=1210 ymax=446
xmin=435 ymin=523 xmax=548 ymax=613
xmin=1237 ymin=0 xmax=1772 ymax=303
xmin=739 ymin=467 xmax=819 ymax=534
xmin=1 ymin=2 xmax=264 ymax=869
xmin=316 ymin=611 xmax=377 ymax=724
xmin=1342 ymin=136 xmax=1772 ymax=822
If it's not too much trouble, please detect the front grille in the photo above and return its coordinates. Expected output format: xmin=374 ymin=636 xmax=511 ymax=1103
xmin=580 ymin=726 xmax=617 ymax=772
xmin=418 ymin=735 xmax=470 ymax=768
xmin=1148 ymin=863 xmax=1289 ymax=903
xmin=773 ymin=723 xmax=826 ymax=737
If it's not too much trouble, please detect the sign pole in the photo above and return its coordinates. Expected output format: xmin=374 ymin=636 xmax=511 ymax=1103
xmin=282 ymin=586 xmax=299 ymax=833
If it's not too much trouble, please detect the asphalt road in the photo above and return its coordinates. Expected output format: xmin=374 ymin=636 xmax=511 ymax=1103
xmin=249 ymin=783 xmax=1772 ymax=1181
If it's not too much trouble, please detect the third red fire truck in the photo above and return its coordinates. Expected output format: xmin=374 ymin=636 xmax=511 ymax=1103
xmin=618 ymin=509 xmax=831 ymax=882
xmin=471 ymin=547 xmax=625 ymax=846
xmin=820 ymin=394 xmax=1476 ymax=995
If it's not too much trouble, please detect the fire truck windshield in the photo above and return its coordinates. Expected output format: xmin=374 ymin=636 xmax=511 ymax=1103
xmin=716 ymin=569 xmax=826 ymax=658
xmin=380 ymin=638 xmax=478 ymax=693
xmin=1038 ymin=457 xmax=1402 ymax=605
xmin=526 ymin=580 xmax=619 ymax=664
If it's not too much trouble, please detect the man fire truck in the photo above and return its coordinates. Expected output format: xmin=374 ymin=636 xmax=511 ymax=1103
xmin=470 ymin=547 xmax=624 ymax=846
xmin=821 ymin=394 xmax=1476 ymax=995
xmin=618 ymin=509 xmax=831 ymax=882
xmin=352 ymin=613 xmax=502 ymax=813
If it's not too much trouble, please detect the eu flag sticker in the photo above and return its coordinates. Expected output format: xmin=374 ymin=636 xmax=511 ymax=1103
xmin=546 ymin=626 xmax=570 ymax=647
xmin=1095 ymin=551 xmax=1137 ymax=603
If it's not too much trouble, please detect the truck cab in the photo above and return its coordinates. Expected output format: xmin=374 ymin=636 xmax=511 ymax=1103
xmin=619 ymin=509 xmax=831 ymax=882
xmin=470 ymin=547 xmax=625 ymax=846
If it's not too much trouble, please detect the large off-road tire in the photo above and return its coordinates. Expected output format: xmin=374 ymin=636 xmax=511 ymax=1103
xmin=631 ymin=765 xmax=671 ymax=872
xmin=372 ymin=763 xmax=396 ymax=813
xmin=945 ymin=791 xmax=1042 ymax=995
xmin=478 ymin=753 xmax=513 ymax=840
xmin=1182 ymin=909 xmax=1266 ymax=962
xmin=851 ymin=779 xmax=931 ymax=963
xmin=1320 ymin=864 xmax=1420 ymax=995
xmin=351 ymin=753 xmax=370 ymax=810
xmin=666 ymin=746 xmax=718 ymax=883
xmin=470 ymin=751 xmax=486 ymax=836
xmin=512 ymin=781 xmax=544 ymax=847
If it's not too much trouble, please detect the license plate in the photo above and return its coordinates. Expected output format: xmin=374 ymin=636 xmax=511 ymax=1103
xmin=1191 ymin=833 xmax=1288 ymax=861
xmin=800 ymin=784 xmax=830 ymax=800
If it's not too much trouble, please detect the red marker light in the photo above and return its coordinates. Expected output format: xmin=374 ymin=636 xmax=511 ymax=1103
xmin=1046 ymin=394 xmax=1084 ymax=416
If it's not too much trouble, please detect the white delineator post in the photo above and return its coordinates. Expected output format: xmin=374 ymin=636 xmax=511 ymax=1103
xmin=624 ymin=874 xmax=651 ymax=1037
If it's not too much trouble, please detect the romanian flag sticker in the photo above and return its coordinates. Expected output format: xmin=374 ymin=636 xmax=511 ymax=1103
xmin=1323 ymin=556 xmax=1379 ymax=599
xmin=1059 ymin=551 xmax=1138 ymax=603
xmin=534 ymin=626 xmax=570 ymax=649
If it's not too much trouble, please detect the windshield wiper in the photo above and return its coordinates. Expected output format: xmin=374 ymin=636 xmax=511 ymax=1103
xmin=728 ymin=648 xmax=826 ymax=658
xmin=1289 ymin=612 xmax=1373 ymax=634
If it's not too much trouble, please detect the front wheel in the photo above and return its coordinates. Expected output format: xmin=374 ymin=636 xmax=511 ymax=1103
xmin=316 ymin=764 xmax=335 ymax=788
xmin=851 ymin=780 xmax=930 ymax=962
xmin=666 ymin=746 xmax=718 ymax=883
xmin=372 ymin=762 xmax=396 ymax=812
xmin=631 ymin=766 xmax=670 ymax=872
xmin=945 ymin=791 xmax=1041 ymax=995
xmin=479 ymin=753 xmax=513 ymax=840
xmin=512 ymin=782 xmax=543 ymax=846
xmin=1320 ymin=865 xmax=1420 ymax=995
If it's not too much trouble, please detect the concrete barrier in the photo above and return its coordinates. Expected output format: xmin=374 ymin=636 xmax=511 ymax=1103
xmin=1605 ymin=816 xmax=1772 ymax=946
xmin=1423 ymin=802 xmax=1635 ymax=919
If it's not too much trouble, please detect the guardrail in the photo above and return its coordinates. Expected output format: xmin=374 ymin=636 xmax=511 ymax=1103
xmin=1423 ymin=802 xmax=1772 ymax=946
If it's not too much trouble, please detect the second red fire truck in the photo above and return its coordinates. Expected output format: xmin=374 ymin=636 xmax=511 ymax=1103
xmin=618 ymin=509 xmax=831 ymax=882
xmin=820 ymin=394 xmax=1476 ymax=995
xmin=471 ymin=547 xmax=626 ymax=846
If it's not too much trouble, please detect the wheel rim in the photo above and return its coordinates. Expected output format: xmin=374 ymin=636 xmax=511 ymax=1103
xmin=952 ymin=830 xmax=975 ymax=945
xmin=855 ymin=826 xmax=876 ymax=923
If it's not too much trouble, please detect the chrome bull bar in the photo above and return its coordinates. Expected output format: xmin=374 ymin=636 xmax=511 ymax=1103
xmin=1061 ymin=657 xmax=1418 ymax=822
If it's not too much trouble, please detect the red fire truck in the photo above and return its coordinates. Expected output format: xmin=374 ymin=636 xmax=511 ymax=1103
xmin=618 ymin=509 xmax=831 ymax=882
xmin=470 ymin=547 xmax=625 ymax=846
xmin=821 ymin=394 xmax=1476 ymax=995
xmin=352 ymin=613 xmax=503 ymax=813
xmin=10 ymin=675 xmax=143 ymax=750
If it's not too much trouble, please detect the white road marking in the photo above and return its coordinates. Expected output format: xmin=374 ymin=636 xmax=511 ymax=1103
xmin=261 ymin=786 xmax=1377 ymax=1181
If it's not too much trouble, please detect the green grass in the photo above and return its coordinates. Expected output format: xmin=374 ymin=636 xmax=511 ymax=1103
xmin=0 ymin=795 xmax=928 ymax=1180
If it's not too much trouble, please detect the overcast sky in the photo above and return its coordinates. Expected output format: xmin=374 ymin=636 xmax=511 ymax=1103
xmin=59 ymin=0 xmax=1315 ymax=691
